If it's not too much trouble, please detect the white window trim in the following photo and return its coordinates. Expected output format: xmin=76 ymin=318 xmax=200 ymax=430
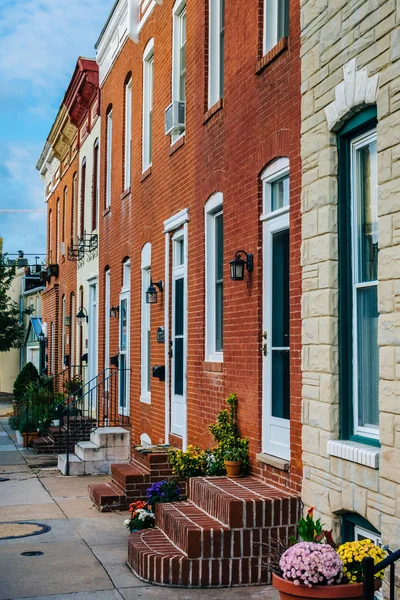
xmin=260 ymin=157 xmax=290 ymax=220
xmin=61 ymin=296 xmax=66 ymax=364
xmin=124 ymin=78 xmax=132 ymax=190
xmin=141 ymin=243 xmax=151 ymax=404
xmin=122 ymin=259 xmax=131 ymax=292
xmin=171 ymin=0 xmax=186 ymax=142
xmin=350 ymin=128 xmax=379 ymax=440
xmin=56 ymin=199 xmax=60 ymax=263
xmin=105 ymin=270 xmax=110 ymax=371
xmin=164 ymin=207 xmax=189 ymax=233
xmin=106 ymin=110 xmax=113 ymax=208
xmin=142 ymin=39 xmax=154 ymax=172
xmin=205 ymin=192 xmax=223 ymax=362
xmin=263 ymin=0 xmax=286 ymax=55
xmin=208 ymin=0 xmax=224 ymax=108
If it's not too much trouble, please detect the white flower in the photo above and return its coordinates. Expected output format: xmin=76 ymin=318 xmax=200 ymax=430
xmin=124 ymin=519 xmax=130 ymax=526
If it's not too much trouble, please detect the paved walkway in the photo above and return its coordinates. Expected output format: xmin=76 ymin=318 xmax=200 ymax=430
xmin=0 ymin=413 xmax=279 ymax=600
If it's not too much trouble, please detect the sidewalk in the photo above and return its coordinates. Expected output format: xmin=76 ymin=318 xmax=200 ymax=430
xmin=0 ymin=415 xmax=279 ymax=600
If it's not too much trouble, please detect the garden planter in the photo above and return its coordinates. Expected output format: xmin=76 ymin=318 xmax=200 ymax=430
xmin=224 ymin=459 xmax=242 ymax=478
xmin=272 ymin=573 xmax=381 ymax=600
xmin=15 ymin=430 xmax=24 ymax=446
xmin=23 ymin=431 xmax=39 ymax=448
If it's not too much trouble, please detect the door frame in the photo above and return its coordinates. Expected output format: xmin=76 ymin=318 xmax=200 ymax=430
xmin=262 ymin=210 xmax=290 ymax=460
xmin=118 ymin=289 xmax=130 ymax=417
xmin=88 ymin=279 xmax=98 ymax=413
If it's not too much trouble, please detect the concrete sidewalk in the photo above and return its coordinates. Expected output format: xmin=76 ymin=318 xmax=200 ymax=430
xmin=0 ymin=416 xmax=279 ymax=600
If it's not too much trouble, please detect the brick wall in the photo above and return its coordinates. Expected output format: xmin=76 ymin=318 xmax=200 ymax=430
xmin=97 ymin=0 xmax=302 ymax=493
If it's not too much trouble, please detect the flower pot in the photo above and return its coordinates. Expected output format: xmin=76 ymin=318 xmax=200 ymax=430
xmin=272 ymin=573 xmax=381 ymax=600
xmin=23 ymin=431 xmax=39 ymax=448
xmin=224 ymin=459 xmax=242 ymax=478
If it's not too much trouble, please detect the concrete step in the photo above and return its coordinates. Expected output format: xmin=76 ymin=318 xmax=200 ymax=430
xmin=58 ymin=453 xmax=84 ymax=476
xmin=189 ymin=476 xmax=300 ymax=528
xmin=75 ymin=440 xmax=105 ymax=461
xmin=90 ymin=427 xmax=130 ymax=448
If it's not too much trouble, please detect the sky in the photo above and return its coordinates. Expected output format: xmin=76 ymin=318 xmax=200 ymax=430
xmin=0 ymin=0 xmax=114 ymax=261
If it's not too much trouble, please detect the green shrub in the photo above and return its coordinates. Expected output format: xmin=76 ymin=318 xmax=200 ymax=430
xmin=13 ymin=362 xmax=39 ymax=403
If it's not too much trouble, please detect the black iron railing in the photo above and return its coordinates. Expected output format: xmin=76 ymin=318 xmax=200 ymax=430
xmin=61 ymin=367 xmax=130 ymax=475
xmin=363 ymin=547 xmax=400 ymax=600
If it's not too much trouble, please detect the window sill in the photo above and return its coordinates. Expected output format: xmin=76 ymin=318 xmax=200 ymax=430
xmin=120 ymin=187 xmax=131 ymax=201
xmin=103 ymin=206 xmax=111 ymax=217
xmin=256 ymin=452 xmax=290 ymax=472
xmin=256 ymin=37 xmax=288 ymax=75
xmin=140 ymin=394 xmax=151 ymax=405
xmin=169 ymin=135 xmax=185 ymax=156
xmin=327 ymin=439 xmax=379 ymax=469
xmin=203 ymin=99 xmax=223 ymax=124
xmin=202 ymin=361 xmax=223 ymax=373
xmin=141 ymin=166 xmax=152 ymax=182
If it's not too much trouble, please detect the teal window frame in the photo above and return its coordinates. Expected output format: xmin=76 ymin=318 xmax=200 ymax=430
xmin=337 ymin=106 xmax=380 ymax=447
xmin=341 ymin=513 xmax=380 ymax=543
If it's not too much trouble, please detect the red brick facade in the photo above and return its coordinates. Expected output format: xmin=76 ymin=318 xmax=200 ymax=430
xmin=97 ymin=0 xmax=302 ymax=493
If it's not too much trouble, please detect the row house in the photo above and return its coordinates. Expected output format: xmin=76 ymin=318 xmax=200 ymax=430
xmin=300 ymin=0 xmax=400 ymax=591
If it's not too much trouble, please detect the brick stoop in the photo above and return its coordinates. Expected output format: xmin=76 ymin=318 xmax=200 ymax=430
xmin=89 ymin=445 xmax=176 ymax=511
xmin=127 ymin=476 xmax=300 ymax=587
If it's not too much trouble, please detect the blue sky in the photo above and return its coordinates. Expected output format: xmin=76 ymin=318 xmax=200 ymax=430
xmin=0 ymin=0 xmax=114 ymax=260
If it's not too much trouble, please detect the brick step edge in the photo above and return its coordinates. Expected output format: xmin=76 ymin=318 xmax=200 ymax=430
xmin=127 ymin=528 xmax=270 ymax=587
xmin=89 ymin=482 xmax=129 ymax=512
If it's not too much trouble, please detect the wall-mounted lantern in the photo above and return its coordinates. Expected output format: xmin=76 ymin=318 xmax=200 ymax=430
xmin=76 ymin=307 xmax=88 ymax=326
xmin=229 ymin=250 xmax=254 ymax=281
xmin=146 ymin=278 xmax=163 ymax=304
xmin=110 ymin=305 xmax=119 ymax=318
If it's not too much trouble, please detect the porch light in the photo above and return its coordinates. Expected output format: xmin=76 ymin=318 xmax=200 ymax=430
xmin=38 ymin=332 xmax=45 ymax=343
xmin=76 ymin=307 xmax=88 ymax=326
xmin=110 ymin=305 xmax=119 ymax=318
xmin=229 ymin=250 xmax=254 ymax=281
xmin=146 ymin=278 xmax=163 ymax=304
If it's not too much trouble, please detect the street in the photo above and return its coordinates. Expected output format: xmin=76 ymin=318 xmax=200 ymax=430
xmin=0 ymin=407 xmax=278 ymax=600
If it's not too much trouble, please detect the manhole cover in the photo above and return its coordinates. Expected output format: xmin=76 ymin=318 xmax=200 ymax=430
xmin=21 ymin=551 xmax=44 ymax=557
xmin=0 ymin=522 xmax=51 ymax=540
xmin=0 ymin=478 xmax=9 ymax=482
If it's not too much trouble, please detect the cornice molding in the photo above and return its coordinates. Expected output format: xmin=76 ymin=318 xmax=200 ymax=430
xmin=64 ymin=58 xmax=99 ymax=127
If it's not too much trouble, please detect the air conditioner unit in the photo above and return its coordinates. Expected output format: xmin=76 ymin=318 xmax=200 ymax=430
xmin=165 ymin=101 xmax=185 ymax=135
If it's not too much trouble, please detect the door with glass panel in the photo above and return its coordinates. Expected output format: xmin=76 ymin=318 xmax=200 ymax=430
xmin=262 ymin=168 xmax=290 ymax=460
xmin=350 ymin=130 xmax=378 ymax=438
xmin=88 ymin=282 xmax=98 ymax=414
xmin=119 ymin=292 xmax=130 ymax=416
xmin=170 ymin=231 xmax=186 ymax=437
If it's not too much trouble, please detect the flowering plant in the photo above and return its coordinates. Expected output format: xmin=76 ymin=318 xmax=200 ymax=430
xmin=279 ymin=542 xmax=343 ymax=587
xmin=64 ymin=375 xmax=83 ymax=395
xmin=146 ymin=479 xmax=181 ymax=509
xmin=291 ymin=506 xmax=335 ymax=547
xmin=337 ymin=539 xmax=386 ymax=584
xmin=124 ymin=500 xmax=155 ymax=533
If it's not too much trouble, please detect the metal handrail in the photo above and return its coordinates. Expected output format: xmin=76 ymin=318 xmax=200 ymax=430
xmin=363 ymin=547 xmax=400 ymax=600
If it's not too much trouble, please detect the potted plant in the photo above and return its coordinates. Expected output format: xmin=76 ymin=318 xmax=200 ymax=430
xmin=224 ymin=447 xmax=243 ymax=478
xmin=124 ymin=500 xmax=155 ymax=533
xmin=146 ymin=479 xmax=181 ymax=510
xmin=272 ymin=508 xmax=385 ymax=600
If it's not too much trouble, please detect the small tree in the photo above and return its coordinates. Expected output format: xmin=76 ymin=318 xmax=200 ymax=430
xmin=13 ymin=362 xmax=40 ymax=403
xmin=0 ymin=254 xmax=30 ymax=352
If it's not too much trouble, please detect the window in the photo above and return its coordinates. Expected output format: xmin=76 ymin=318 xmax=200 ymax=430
xmin=264 ymin=0 xmax=289 ymax=55
xmin=104 ymin=269 xmax=110 ymax=371
xmin=172 ymin=2 xmax=186 ymax=104
xmin=92 ymin=140 xmax=99 ymax=231
xmin=142 ymin=41 xmax=154 ymax=171
xmin=338 ymin=108 xmax=379 ymax=443
xmin=70 ymin=293 xmax=75 ymax=366
xmin=262 ymin=157 xmax=290 ymax=215
xmin=208 ymin=0 xmax=224 ymax=108
xmin=124 ymin=78 xmax=132 ymax=189
xmin=205 ymin=193 xmax=224 ymax=361
xmin=62 ymin=187 xmax=67 ymax=252
xmin=72 ymin=172 xmax=77 ymax=242
xmin=80 ymin=158 xmax=86 ymax=238
xmin=61 ymin=295 xmax=66 ymax=364
xmin=56 ymin=198 xmax=60 ymax=263
xmin=105 ymin=108 xmax=113 ymax=208
xmin=50 ymin=321 xmax=55 ymax=375
xmin=48 ymin=209 xmax=53 ymax=263
xmin=141 ymin=244 xmax=151 ymax=403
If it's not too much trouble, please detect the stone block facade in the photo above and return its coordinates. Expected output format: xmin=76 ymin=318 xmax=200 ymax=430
xmin=300 ymin=0 xmax=400 ymax=581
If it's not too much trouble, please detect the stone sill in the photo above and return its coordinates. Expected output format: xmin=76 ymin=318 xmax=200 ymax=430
xmin=327 ymin=439 xmax=379 ymax=469
xmin=103 ymin=206 xmax=111 ymax=217
xmin=255 ymin=37 xmax=288 ymax=74
xmin=256 ymin=452 xmax=289 ymax=471
xmin=203 ymin=98 xmax=223 ymax=124
xmin=169 ymin=135 xmax=185 ymax=156
xmin=141 ymin=166 xmax=152 ymax=182
xmin=202 ymin=361 xmax=223 ymax=373
xmin=120 ymin=187 xmax=131 ymax=201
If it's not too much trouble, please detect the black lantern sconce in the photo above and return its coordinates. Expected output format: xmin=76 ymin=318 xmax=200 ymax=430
xmin=229 ymin=250 xmax=254 ymax=281
xmin=76 ymin=307 xmax=88 ymax=327
xmin=110 ymin=305 xmax=119 ymax=318
xmin=146 ymin=278 xmax=163 ymax=304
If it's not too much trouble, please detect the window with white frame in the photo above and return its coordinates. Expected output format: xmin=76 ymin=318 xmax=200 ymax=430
xmin=208 ymin=0 xmax=224 ymax=108
xmin=105 ymin=269 xmax=110 ymax=371
xmin=142 ymin=41 xmax=154 ymax=172
xmin=124 ymin=78 xmax=132 ymax=189
xmin=105 ymin=108 xmax=113 ymax=208
xmin=141 ymin=244 xmax=151 ymax=403
xmin=61 ymin=295 xmax=66 ymax=364
xmin=56 ymin=198 xmax=60 ymax=263
xmin=262 ymin=157 xmax=290 ymax=215
xmin=172 ymin=1 xmax=186 ymax=105
xmin=264 ymin=0 xmax=289 ymax=55
xmin=205 ymin=193 xmax=224 ymax=361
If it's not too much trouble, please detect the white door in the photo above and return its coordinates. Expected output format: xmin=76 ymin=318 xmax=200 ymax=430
xmin=170 ymin=231 xmax=186 ymax=437
xmin=119 ymin=292 xmax=130 ymax=416
xmin=88 ymin=282 xmax=98 ymax=412
xmin=262 ymin=212 xmax=290 ymax=459
xmin=27 ymin=346 xmax=40 ymax=371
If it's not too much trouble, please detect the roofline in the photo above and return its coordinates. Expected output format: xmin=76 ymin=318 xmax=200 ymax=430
xmin=95 ymin=0 xmax=120 ymax=49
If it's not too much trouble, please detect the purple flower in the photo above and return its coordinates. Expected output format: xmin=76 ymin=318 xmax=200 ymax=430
xmin=279 ymin=542 xmax=343 ymax=588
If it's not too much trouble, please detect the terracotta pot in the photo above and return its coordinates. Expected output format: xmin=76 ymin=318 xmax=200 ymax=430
xmin=224 ymin=460 xmax=242 ymax=478
xmin=23 ymin=432 xmax=39 ymax=448
xmin=272 ymin=573 xmax=381 ymax=600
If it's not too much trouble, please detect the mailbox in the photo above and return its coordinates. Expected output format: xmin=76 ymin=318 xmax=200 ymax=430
xmin=152 ymin=365 xmax=165 ymax=381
